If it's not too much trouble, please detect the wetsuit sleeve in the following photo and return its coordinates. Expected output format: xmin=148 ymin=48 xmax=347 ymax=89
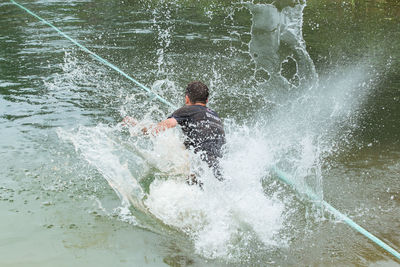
xmin=167 ymin=107 xmax=189 ymax=125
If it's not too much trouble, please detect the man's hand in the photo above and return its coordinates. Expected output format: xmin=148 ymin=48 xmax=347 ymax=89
xmin=122 ymin=116 xmax=137 ymax=126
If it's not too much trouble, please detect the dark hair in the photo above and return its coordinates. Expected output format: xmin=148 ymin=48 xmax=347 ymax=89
xmin=185 ymin=81 xmax=209 ymax=104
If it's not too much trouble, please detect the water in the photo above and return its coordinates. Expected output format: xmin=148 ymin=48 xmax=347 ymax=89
xmin=1 ymin=0 xmax=399 ymax=266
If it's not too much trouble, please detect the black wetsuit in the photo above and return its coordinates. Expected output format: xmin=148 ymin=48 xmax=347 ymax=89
xmin=168 ymin=105 xmax=225 ymax=180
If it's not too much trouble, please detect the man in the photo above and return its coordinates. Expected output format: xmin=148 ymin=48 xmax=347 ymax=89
xmin=123 ymin=81 xmax=225 ymax=182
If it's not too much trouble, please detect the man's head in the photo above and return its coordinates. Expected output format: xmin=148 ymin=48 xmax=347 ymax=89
xmin=185 ymin=81 xmax=209 ymax=105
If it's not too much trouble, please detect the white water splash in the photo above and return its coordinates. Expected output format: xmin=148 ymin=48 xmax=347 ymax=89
xmin=142 ymin=127 xmax=285 ymax=259
xmin=57 ymin=125 xmax=146 ymax=211
xmin=57 ymin=118 xmax=286 ymax=260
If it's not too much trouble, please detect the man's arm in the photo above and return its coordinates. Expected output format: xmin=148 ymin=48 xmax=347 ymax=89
xmin=144 ymin=117 xmax=177 ymax=135
xmin=123 ymin=116 xmax=177 ymax=135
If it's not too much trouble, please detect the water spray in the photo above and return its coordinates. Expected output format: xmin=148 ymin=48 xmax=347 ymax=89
xmin=9 ymin=0 xmax=177 ymax=110
xmin=10 ymin=0 xmax=400 ymax=261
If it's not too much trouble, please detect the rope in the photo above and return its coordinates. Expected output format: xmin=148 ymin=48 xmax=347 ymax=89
xmin=273 ymin=168 xmax=400 ymax=261
xmin=11 ymin=0 xmax=400 ymax=261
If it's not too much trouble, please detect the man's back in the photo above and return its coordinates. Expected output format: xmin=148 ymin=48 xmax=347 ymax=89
xmin=168 ymin=105 xmax=225 ymax=170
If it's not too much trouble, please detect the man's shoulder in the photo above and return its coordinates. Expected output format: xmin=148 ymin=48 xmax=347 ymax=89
xmin=173 ymin=105 xmax=205 ymax=116
xmin=205 ymin=107 xmax=219 ymax=116
xmin=169 ymin=106 xmax=196 ymax=122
